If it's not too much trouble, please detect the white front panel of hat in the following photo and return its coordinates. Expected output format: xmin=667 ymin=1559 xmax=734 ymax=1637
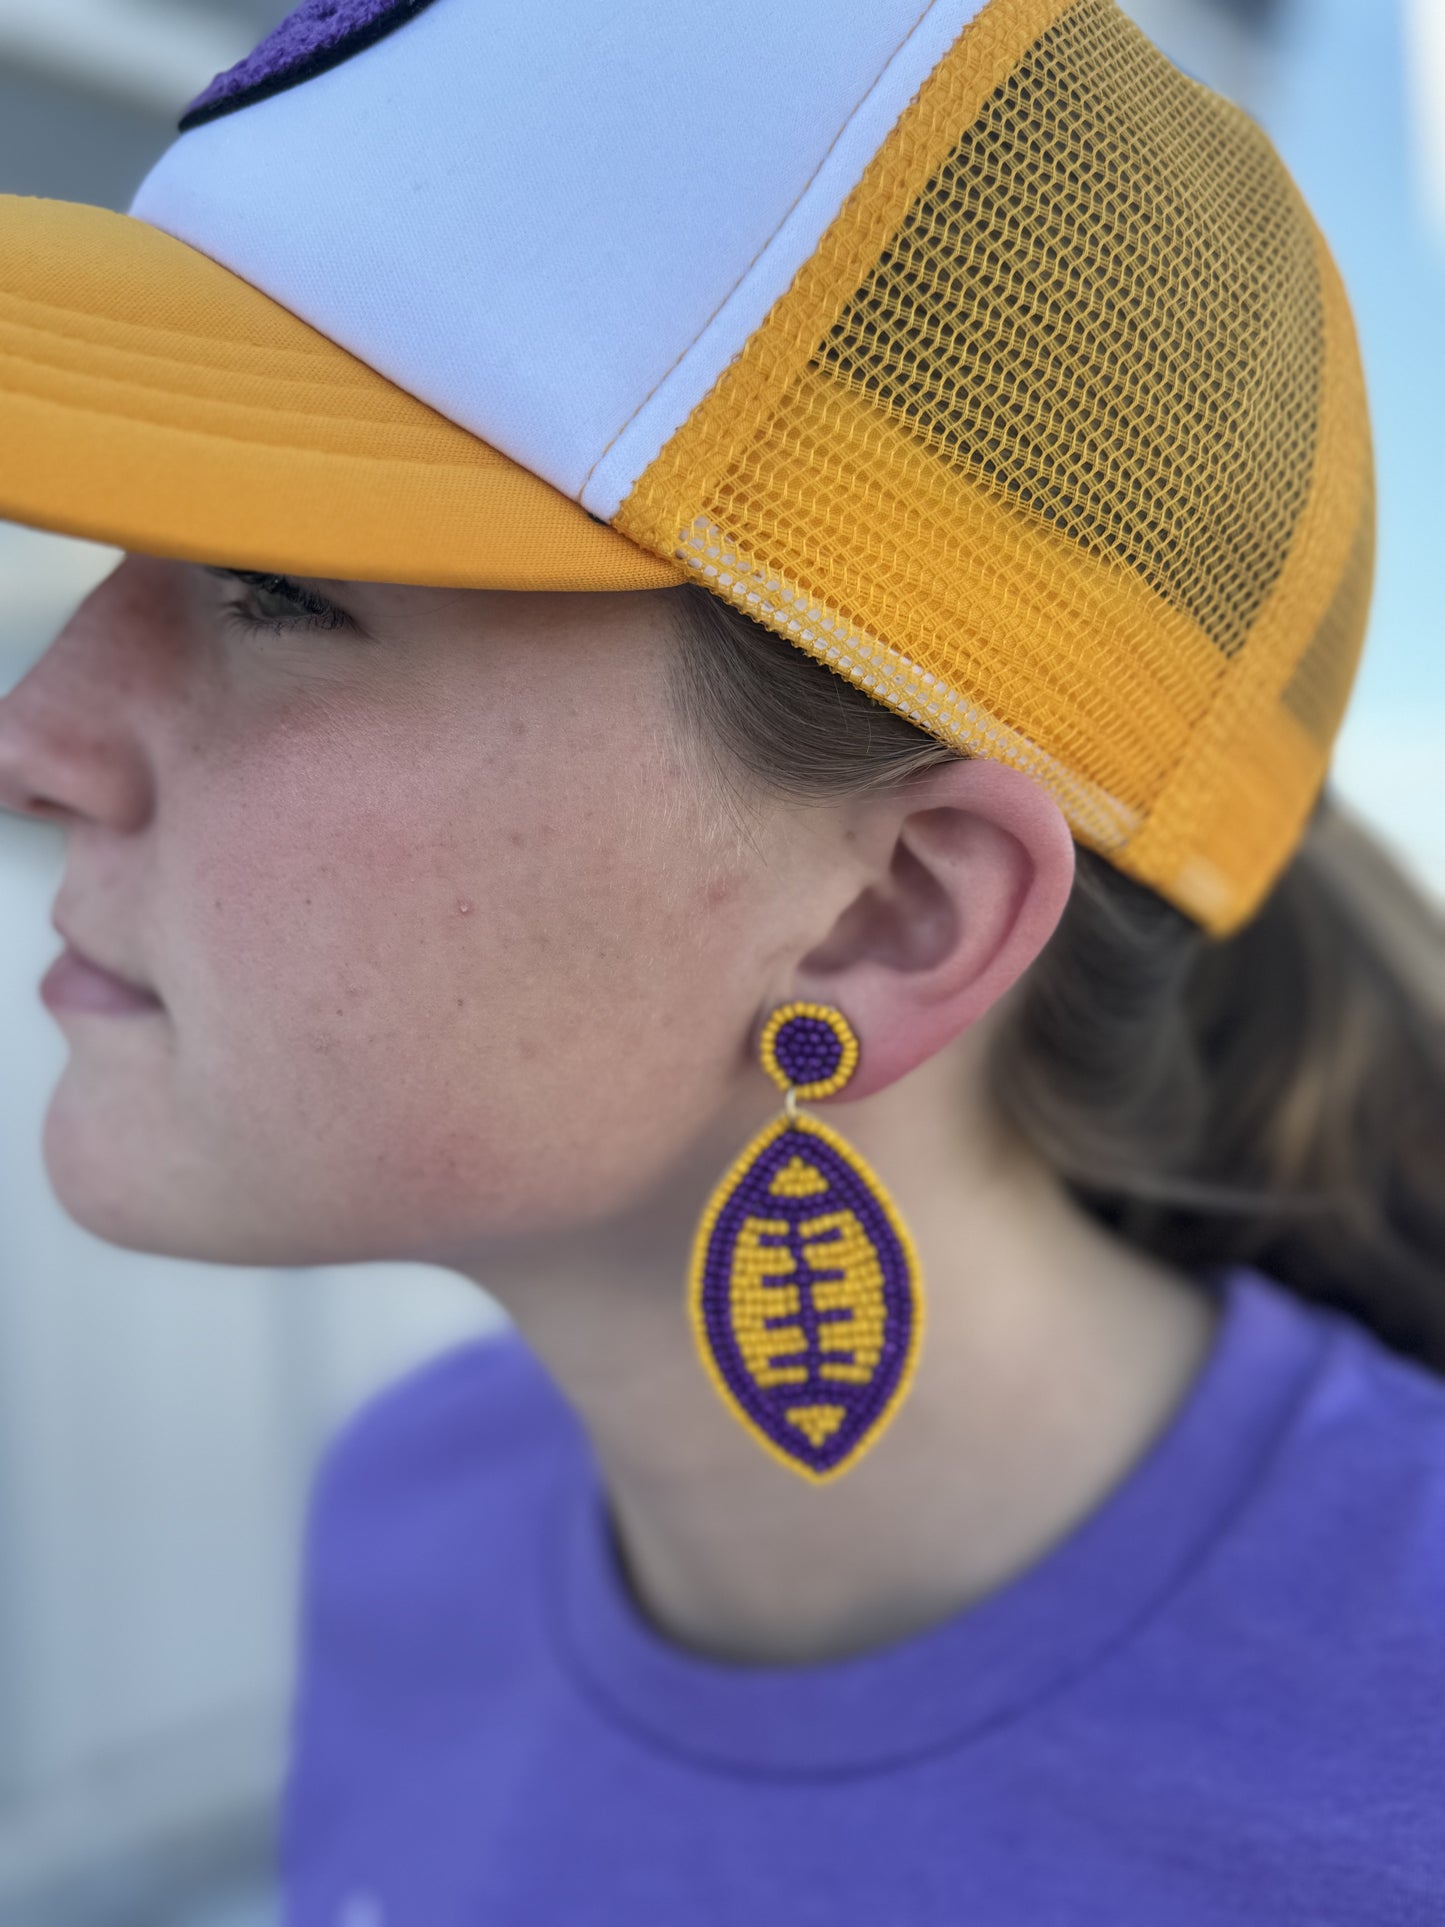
xmin=131 ymin=0 xmax=989 ymax=518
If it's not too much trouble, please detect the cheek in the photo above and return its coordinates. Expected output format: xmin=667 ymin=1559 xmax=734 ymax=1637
xmin=161 ymin=718 xmax=760 ymax=1251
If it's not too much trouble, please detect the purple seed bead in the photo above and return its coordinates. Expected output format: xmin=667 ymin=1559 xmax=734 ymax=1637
xmin=774 ymin=1015 xmax=844 ymax=1087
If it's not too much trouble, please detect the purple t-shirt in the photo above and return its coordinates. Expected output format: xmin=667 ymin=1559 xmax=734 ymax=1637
xmin=281 ymin=1268 xmax=1445 ymax=1923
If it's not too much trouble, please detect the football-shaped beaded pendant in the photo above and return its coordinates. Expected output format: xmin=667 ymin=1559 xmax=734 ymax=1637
xmin=688 ymin=1004 xmax=925 ymax=1483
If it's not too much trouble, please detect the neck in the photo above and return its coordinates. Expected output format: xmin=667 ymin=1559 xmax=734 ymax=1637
xmin=464 ymin=1035 xmax=1219 ymax=1666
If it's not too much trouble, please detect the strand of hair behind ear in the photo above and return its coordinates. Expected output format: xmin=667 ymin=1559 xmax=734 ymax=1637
xmin=669 ymin=584 xmax=1445 ymax=1375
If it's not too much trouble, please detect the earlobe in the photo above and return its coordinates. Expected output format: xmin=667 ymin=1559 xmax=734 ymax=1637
xmin=792 ymin=759 xmax=1075 ymax=1100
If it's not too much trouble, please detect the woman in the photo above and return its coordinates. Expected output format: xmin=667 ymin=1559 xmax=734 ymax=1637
xmin=1 ymin=0 xmax=1442 ymax=1918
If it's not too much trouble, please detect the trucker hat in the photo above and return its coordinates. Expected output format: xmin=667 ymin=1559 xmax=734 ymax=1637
xmin=0 ymin=0 xmax=1375 ymax=935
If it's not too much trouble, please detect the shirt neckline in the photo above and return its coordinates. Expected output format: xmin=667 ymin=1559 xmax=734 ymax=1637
xmin=544 ymin=1268 xmax=1332 ymax=1777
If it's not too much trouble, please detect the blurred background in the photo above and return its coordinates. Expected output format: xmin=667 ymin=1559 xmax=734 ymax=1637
xmin=0 ymin=0 xmax=1441 ymax=1920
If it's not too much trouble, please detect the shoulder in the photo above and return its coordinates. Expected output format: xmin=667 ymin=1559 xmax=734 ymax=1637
xmin=1201 ymin=1274 xmax=1445 ymax=1693
xmin=286 ymin=1327 xmax=587 ymax=1777
xmin=303 ymin=1323 xmax=585 ymax=1568
xmin=1284 ymin=1283 xmax=1445 ymax=1517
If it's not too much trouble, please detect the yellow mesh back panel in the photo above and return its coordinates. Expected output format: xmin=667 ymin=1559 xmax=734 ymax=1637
xmin=615 ymin=0 xmax=1374 ymax=935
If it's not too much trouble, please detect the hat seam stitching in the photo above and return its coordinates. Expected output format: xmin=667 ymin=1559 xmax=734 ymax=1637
xmin=0 ymin=300 xmax=367 ymax=381
xmin=0 ymin=377 xmax=505 ymax=469
xmin=576 ymin=0 xmax=946 ymax=506
xmin=0 ymin=341 xmax=467 ymax=428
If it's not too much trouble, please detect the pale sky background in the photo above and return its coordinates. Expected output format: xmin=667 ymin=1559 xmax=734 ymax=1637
xmin=1210 ymin=0 xmax=1444 ymax=886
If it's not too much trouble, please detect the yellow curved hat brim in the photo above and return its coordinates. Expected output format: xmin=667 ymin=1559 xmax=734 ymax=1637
xmin=0 ymin=195 xmax=686 ymax=593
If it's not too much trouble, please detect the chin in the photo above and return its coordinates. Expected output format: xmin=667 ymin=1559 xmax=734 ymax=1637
xmin=41 ymin=1092 xmax=280 ymax=1265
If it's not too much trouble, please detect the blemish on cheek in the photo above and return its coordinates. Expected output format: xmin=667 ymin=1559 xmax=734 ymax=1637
xmin=456 ymin=897 xmax=474 ymax=916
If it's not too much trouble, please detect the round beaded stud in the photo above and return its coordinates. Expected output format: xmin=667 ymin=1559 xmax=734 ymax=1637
xmin=759 ymin=1002 xmax=860 ymax=1102
xmin=686 ymin=1001 xmax=925 ymax=1484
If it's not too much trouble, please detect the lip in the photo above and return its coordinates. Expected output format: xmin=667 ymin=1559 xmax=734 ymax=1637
xmin=40 ymin=941 xmax=163 ymax=1017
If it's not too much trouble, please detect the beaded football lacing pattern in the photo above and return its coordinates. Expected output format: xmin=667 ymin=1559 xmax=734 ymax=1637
xmin=688 ymin=1003 xmax=925 ymax=1483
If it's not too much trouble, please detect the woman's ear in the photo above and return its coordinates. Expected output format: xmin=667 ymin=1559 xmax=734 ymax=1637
xmin=792 ymin=759 xmax=1076 ymax=1099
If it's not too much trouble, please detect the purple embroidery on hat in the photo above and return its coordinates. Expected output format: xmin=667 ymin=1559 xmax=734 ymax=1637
xmin=179 ymin=0 xmax=440 ymax=131
xmin=698 ymin=1122 xmax=918 ymax=1480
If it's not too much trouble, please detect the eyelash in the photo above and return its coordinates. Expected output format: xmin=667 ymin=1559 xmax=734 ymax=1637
xmin=214 ymin=571 xmax=353 ymax=637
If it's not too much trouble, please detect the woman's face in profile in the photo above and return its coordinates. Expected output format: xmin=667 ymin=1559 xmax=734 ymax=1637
xmin=0 ymin=554 xmax=815 ymax=1269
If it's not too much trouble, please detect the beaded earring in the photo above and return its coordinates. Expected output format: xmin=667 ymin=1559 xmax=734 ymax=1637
xmin=687 ymin=1002 xmax=925 ymax=1484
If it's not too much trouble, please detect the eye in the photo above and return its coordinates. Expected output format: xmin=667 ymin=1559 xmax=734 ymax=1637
xmin=206 ymin=568 xmax=354 ymax=636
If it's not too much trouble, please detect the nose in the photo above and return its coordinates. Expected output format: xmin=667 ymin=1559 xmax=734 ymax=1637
xmin=0 ymin=553 xmax=159 ymax=833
